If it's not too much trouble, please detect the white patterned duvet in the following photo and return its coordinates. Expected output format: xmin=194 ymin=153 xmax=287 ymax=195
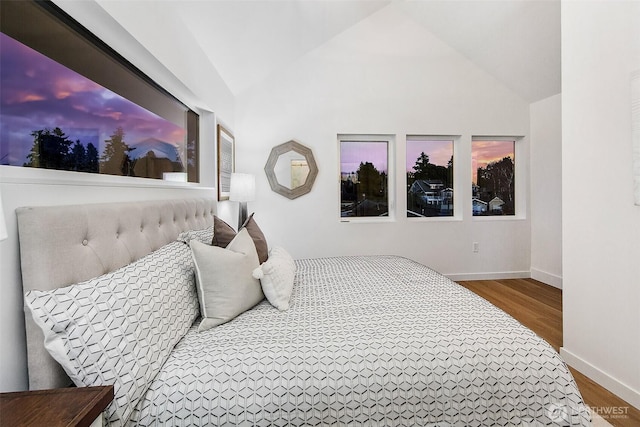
xmin=130 ymin=256 xmax=589 ymax=426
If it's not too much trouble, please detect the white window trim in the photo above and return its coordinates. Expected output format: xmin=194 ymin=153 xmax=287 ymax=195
xmin=471 ymin=135 xmax=526 ymax=220
xmin=0 ymin=164 xmax=212 ymax=191
xmin=338 ymin=134 xmax=395 ymax=223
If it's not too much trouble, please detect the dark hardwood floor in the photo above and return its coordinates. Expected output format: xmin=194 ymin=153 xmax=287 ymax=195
xmin=458 ymin=278 xmax=640 ymax=427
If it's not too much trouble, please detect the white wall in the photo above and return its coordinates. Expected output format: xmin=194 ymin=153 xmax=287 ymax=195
xmin=0 ymin=0 xmax=555 ymax=394
xmin=0 ymin=0 xmax=233 ymax=392
xmin=530 ymin=94 xmax=563 ymax=288
xmin=561 ymin=0 xmax=640 ymax=408
xmin=235 ymin=4 xmax=531 ymax=279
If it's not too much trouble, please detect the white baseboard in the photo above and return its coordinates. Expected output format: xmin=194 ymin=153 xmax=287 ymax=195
xmin=530 ymin=268 xmax=563 ymax=289
xmin=560 ymin=347 xmax=640 ymax=410
xmin=591 ymin=411 xmax=614 ymax=427
xmin=446 ymin=271 xmax=530 ymax=282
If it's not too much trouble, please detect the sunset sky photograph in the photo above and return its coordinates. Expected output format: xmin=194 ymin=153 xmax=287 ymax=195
xmin=0 ymin=32 xmax=186 ymax=166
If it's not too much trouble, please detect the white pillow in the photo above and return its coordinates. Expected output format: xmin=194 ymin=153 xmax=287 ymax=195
xmin=24 ymin=241 xmax=200 ymax=427
xmin=252 ymin=246 xmax=296 ymax=310
xmin=190 ymin=228 xmax=264 ymax=332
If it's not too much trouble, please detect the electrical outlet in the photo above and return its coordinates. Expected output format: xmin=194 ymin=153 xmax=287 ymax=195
xmin=472 ymin=242 xmax=479 ymax=253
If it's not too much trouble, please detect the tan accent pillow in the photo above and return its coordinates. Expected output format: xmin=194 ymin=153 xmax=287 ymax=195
xmin=211 ymin=216 xmax=236 ymax=247
xmin=212 ymin=213 xmax=269 ymax=264
xmin=191 ymin=228 xmax=264 ymax=332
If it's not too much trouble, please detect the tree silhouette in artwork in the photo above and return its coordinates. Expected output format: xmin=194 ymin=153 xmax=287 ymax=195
xmin=69 ymin=141 xmax=87 ymax=172
xmin=68 ymin=140 xmax=99 ymax=173
xmin=101 ymin=127 xmax=135 ymax=176
xmin=24 ymin=127 xmax=73 ymax=170
xmin=23 ymin=128 xmax=100 ymax=173
xmin=86 ymin=143 xmax=99 ymax=173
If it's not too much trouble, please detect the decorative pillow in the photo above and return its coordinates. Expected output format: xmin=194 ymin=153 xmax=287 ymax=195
xmin=252 ymin=246 xmax=296 ymax=311
xmin=211 ymin=213 xmax=269 ymax=263
xmin=242 ymin=213 xmax=269 ymax=264
xmin=211 ymin=216 xmax=236 ymax=247
xmin=24 ymin=241 xmax=200 ymax=427
xmin=177 ymin=227 xmax=214 ymax=245
xmin=191 ymin=228 xmax=264 ymax=332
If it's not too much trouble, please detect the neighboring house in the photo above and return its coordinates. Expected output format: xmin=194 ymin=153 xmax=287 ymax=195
xmin=409 ymin=180 xmax=446 ymax=205
xmin=472 ymin=198 xmax=488 ymax=214
xmin=472 ymin=183 xmax=480 ymax=199
xmin=489 ymin=197 xmax=505 ymax=213
xmin=440 ymin=188 xmax=454 ymax=215
xmin=341 ymin=172 xmax=358 ymax=183
xmin=442 ymin=187 xmax=453 ymax=202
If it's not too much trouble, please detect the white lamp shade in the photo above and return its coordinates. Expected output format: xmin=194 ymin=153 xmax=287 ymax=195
xmin=229 ymin=173 xmax=256 ymax=202
xmin=0 ymin=191 xmax=8 ymax=242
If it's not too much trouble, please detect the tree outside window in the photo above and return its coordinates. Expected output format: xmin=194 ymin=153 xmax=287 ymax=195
xmin=340 ymin=138 xmax=390 ymax=218
xmin=472 ymin=140 xmax=515 ymax=216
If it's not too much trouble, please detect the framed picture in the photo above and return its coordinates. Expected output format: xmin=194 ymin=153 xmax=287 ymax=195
xmin=217 ymin=124 xmax=235 ymax=201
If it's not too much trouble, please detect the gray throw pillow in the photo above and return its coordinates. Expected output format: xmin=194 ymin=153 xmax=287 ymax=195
xmin=191 ymin=228 xmax=264 ymax=332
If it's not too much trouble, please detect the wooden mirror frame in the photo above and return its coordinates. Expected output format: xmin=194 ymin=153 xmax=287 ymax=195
xmin=264 ymin=140 xmax=318 ymax=199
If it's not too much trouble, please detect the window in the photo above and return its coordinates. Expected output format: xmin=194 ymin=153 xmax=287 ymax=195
xmin=406 ymin=136 xmax=454 ymax=217
xmin=339 ymin=135 xmax=392 ymax=219
xmin=0 ymin=1 xmax=199 ymax=182
xmin=472 ymin=139 xmax=515 ymax=216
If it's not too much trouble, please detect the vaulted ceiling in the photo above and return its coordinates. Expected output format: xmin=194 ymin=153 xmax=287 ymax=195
xmin=106 ymin=0 xmax=561 ymax=103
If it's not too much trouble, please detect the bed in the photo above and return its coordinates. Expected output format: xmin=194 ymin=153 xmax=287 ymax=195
xmin=17 ymin=198 xmax=590 ymax=426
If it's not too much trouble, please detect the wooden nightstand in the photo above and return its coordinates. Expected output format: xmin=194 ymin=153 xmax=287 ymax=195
xmin=0 ymin=385 xmax=114 ymax=427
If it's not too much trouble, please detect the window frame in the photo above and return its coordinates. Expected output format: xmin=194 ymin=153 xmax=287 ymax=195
xmin=338 ymin=134 xmax=395 ymax=223
xmin=405 ymin=135 xmax=460 ymax=221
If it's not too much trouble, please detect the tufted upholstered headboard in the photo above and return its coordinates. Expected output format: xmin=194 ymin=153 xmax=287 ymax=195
xmin=17 ymin=198 xmax=216 ymax=390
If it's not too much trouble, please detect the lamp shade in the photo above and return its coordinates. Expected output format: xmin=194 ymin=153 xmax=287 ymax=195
xmin=0 ymin=191 xmax=8 ymax=242
xmin=229 ymin=173 xmax=256 ymax=202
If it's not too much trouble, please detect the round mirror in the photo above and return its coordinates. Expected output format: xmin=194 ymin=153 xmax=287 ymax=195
xmin=265 ymin=140 xmax=318 ymax=199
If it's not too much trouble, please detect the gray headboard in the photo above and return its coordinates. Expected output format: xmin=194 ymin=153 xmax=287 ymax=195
xmin=17 ymin=198 xmax=216 ymax=390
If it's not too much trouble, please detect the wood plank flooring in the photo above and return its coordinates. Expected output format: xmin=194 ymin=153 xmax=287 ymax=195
xmin=458 ymin=278 xmax=640 ymax=427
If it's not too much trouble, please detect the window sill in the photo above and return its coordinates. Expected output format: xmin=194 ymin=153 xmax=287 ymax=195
xmin=340 ymin=216 xmax=395 ymax=224
xmin=0 ymin=165 xmax=212 ymax=191
xmin=407 ymin=217 xmax=463 ymax=222
xmin=472 ymin=215 xmax=526 ymax=221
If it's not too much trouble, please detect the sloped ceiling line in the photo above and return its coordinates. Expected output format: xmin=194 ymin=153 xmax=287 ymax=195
xmin=103 ymin=0 xmax=560 ymax=103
